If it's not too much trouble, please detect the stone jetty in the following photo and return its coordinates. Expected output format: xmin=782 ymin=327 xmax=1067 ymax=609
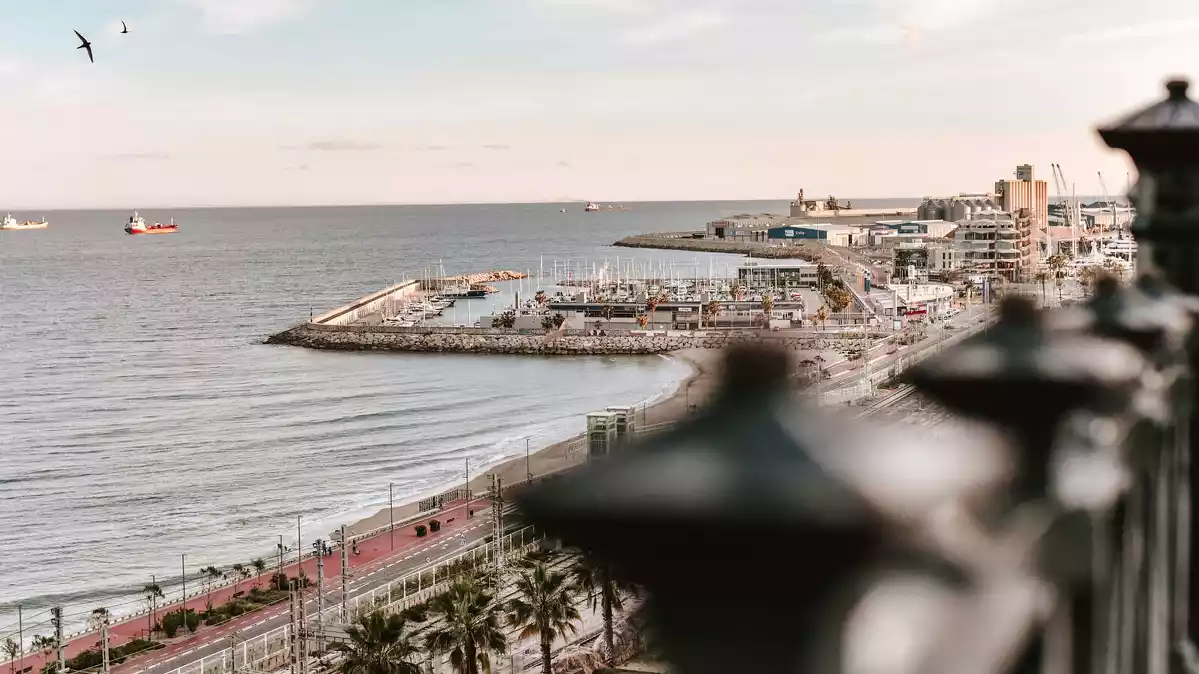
xmin=613 ymin=233 xmax=820 ymax=260
xmin=267 ymin=324 xmax=831 ymax=356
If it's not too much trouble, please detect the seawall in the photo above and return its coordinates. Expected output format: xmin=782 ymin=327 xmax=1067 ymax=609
xmin=267 ymin=324 xmax=832 ymax=355
xmin=613 ymin=233 xmax=821 ymax=260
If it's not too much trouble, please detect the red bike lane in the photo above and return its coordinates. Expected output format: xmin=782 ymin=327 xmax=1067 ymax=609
xmin=14 ymin=499 xmax=489 ymax=674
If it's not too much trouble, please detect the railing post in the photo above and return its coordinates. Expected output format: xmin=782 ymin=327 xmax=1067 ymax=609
xmin=1098 ymin=77 xmax=1199 ymax=656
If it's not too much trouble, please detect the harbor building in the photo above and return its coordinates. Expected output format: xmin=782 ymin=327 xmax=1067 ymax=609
xmin=994 ymin=164 xmax=1049 ymax=254
xmin=888 ymin=210 xmax=1033 ymax=282
xmin=736 ymin=259 xmax=822 ymax=289
xmin=765 ymin=223 xmax=868 ymax=247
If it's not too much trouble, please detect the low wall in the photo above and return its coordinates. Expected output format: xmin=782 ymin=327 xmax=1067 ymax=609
xmin=314 ymin=279 xmax=423 ymax=326
xmin=267 ymin=324 xmax=832 ymax=355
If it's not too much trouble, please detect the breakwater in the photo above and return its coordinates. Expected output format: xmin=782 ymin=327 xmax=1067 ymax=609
xmin=268 ymin=323 xmax=832 ymax=355
xmin=613 ymin=232 xmax=821 ymax=260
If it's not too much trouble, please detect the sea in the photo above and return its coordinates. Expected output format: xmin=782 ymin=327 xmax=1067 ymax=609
xmin=0 ymin=198 xmax=914 ymax=638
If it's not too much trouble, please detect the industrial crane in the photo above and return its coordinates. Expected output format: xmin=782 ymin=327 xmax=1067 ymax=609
xmin=1050 ymin=164 xmax=1072 ymax=256
xmin=1098 ymin=171 xmax=1111 ymax=240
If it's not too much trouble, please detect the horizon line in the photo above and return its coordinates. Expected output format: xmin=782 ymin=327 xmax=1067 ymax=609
xmin=3 ymin=196 xmax=935 ymax=212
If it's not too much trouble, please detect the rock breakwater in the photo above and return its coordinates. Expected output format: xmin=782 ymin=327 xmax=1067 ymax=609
xmin=267 ymin=324 xmax=831 ymax=356
xmin=613 ymin=234 xmax=820 ymax=260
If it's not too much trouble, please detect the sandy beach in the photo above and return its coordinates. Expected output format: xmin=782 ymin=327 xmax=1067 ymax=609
xmin=343 ymin=348 xmax=722 ymax=536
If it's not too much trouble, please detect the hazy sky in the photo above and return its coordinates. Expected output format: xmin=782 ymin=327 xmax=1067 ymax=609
xmin=0 ymin=0 xmax=1195 ymax=208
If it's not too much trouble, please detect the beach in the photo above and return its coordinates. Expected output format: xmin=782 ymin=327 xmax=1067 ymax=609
xmin=342 ymin=348 xmax=721 ymax=536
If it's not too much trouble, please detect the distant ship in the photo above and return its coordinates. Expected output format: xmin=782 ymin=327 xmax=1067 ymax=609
xmin=1 ymin=214 xmax=48 ymax=230
xmin=584 ymin=201 xmax=599 ymax=212
xmin=125 ymin=211 xmax=178 ymax=235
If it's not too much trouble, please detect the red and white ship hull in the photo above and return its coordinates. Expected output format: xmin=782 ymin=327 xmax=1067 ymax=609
xmin=126 ymin=225 xmax=178 ymax=235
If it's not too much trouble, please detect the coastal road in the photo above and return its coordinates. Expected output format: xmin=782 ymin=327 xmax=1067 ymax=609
xmin=11 ymin=498 xmax=494 ymax=674
xmin=116 ymin=506 xmax=512 ymax=674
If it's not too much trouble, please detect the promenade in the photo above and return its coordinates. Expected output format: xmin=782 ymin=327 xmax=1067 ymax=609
xmin=11 ymin=498 xmax=489 ymax=674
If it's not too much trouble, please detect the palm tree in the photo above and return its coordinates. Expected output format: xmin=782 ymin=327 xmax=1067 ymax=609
xmin=599 ymin=304 xmax=615 ymax=331
xmin=760 ymin=295 xmax=774 ymax=316
xmin=5 ymin=638 xmax=18 ymax=674
xmin=201 ymin=566 xmax=223 ymax=612
xmin=961 ymin=278 xmax=977 ymax=305
xmin=1033 ymin=271 xmax=1049 ymax=306
xmin=424 ymin=578 xmax=507 ymax=674
xmin=143 ymin=581 xmax=165 ymax=634
xmin=507 ymin=563 xmax=581 ymax=674
xmin=88 ymin=608 xmax=110 ymax=633
xmin=252 ymin=558 xmax=267 ymax=588
xmin=572 ymin=558 xmax=626 ymax=665
xmin=31 ymin=636 xmax=54 ymax=661
xmin=814 ymin=305 xmax=830 ymax=332
xmin=703 ymin=301 xmax=722 ymax=329
xmin=336 ymin=611 xmax=423 ymax=674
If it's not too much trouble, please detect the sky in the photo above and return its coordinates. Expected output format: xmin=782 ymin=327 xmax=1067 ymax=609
xmin=0 ymin=0 xmax=1196 ymax=208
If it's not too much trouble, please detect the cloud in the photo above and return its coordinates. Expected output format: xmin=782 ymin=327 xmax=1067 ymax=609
xmin=620 ymin=8 xmax=728 ymax=45
xmin=297 ymin=139 xmax=383 ymax=152
xmin=416 ymin=145 xmax=449 ymax=151
xmin=180 ymin=0 xmax=319 ymax=34
xmin=483 ymin=144 xmax=511 ymax=151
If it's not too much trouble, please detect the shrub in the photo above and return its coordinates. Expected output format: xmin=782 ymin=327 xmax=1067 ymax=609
xmin=161 ymin=610 xmax=198 ymax=638
xmin=415 ymin=525 xmax=428 ymax=537
xmin=429 ymin=519 xmax=441 ymax=533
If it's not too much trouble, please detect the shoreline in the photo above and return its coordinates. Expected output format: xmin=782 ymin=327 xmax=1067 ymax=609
xmin=342 ymin=348 xmax=720 ymax=536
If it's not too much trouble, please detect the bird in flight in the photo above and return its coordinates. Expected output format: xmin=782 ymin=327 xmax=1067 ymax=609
xmin=74 ymin=30 xmax=93 ymax=63
xmin=121 ymin=21 xmax=129 ymax=34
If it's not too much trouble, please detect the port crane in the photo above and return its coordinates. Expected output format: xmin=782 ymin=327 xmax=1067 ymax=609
xmin=1050 ymin=164 xmax=1070 ymax=256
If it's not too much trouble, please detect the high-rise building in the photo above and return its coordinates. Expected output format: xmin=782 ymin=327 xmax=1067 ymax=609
xmin=994 ymin=165 xmax=1049 ymax=257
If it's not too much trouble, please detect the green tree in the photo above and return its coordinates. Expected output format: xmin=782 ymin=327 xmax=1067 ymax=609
xmin=1033 ymin=271 xmax=1049 ymax=306
xmin=200 ymin=566 xmax=223 ymax=612
xmin=424 ymin=579 xmax=507 ymax=674
xmin=5 ymin=638 xmax=18 ymax=674
xmin=231 ymin=563 xmax=252 ymax=594
xmin=961 ymin=278 xmax=977 ymax=305
xmin=703 ymin=301 xmax=722 ymax=328
xmin=491 ymin=310 xmax=517 ymax=329
xmin=600 ymin=304 xmax=615 ymax=330
xmin=143 ymin=581 xmax=164 ymax=635
xmin=336 ymin=611 xmax=423 ymax=674
xmin=506 ymin=564 xmax=581 ymax=674
xmin=827 ymin=288 xmax=852 ymax=313
xmin=813 ymin=305 xmax=830 ymax=331
xmin=541 ymin=314 xmax=565 ymax=330
xmin=572 ymin=558 xmax=626 ymax=665
xmin=760 ymin=295 xmax=774 ymax=315
xmin=87 ymin=608 xmax=109 ymax=633
xmin=31 ymin=636 xmax=54 ymax=660
xmin=252 ymin=559 xmax=267 ymax=588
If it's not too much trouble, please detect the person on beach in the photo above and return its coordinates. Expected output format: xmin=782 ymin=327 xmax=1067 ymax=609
xmin=352 ymin=541 xmax=360 ymax=555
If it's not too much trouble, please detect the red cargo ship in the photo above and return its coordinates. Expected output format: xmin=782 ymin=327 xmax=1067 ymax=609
xmin=125 ymin=212 xmax=178 ymax=235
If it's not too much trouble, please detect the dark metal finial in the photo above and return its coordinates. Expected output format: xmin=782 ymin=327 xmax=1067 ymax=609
xmin=999 ymin=295 xmax=1041 ymax=328
xmin=1094 ymin=274 xmax=1121 ymax=299
xmin=720 ymin=343 xmax=791 ymax=396
xmin=1167 ymin=78 xmax=1190 ymax=101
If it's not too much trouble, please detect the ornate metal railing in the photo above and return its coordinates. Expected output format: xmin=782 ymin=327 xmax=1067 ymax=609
xmin=514 ymin=77 xmax=1199 ymax=674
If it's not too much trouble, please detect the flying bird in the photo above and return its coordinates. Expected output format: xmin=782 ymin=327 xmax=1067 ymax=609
xmin=74 ymin=30 xmax=93 ymax=63
xmin=121 ymin=21 xmax=129 ymax=34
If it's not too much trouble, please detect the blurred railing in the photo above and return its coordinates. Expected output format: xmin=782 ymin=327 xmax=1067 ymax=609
xmin=512 ymin=78 xmax=1199 ymax=674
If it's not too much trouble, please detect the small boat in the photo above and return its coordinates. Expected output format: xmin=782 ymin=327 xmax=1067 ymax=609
xmin=584 ymin=201 xmax=599 ymax=212
xmin=1 ymin=214 xmax=48 ymax=230
xmin=125 ymin=212 xmax=178 ymax=235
